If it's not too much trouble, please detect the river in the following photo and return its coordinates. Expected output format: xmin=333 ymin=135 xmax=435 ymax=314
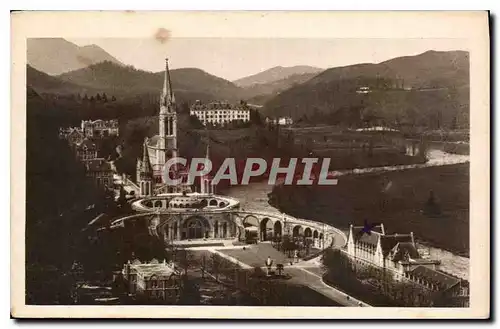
xmin=223 ymin=148 xmax=470 ymax=281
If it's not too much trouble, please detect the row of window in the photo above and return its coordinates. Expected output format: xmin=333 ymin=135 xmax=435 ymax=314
xmin=198 ymin=114 xmax=248 ymax=119
xmin=192 ymin=110 xmax=249 ymax=114
xmin=201 ymin=118 xmax=250 ymax=123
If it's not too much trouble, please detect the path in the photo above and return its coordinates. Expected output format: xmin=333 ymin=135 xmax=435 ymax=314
xmin=186 ymin=242 xmax=371 ymax=307
xmin=286 ymin=267 xmax=369 ymax=307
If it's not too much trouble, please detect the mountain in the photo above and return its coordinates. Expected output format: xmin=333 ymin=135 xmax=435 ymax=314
xmin=309 ymin=50 xmax=469 ymax=89
xmin=242 ymin=72 xmax=320 ymax=105
xmin=55 ymin=61 xmax=245 ymax=103
xmin=27 ymin=38 xmax=123 ymax=76
xmin=233 ymin=65 xmax=323 ymax=87
xmin=263 ymin=50 xmax=470 ymax=129
xmin=27 ymin=64 xmax=98 ymax=95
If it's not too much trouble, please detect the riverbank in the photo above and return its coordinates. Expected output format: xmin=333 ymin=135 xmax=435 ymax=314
xmin=268 ymin=163 xmax=469 ymax=258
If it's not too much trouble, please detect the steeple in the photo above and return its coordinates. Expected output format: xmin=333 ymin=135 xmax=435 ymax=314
xmin=200 ymin=129 xmax=213 ymax=195
xmin=205 ymin=128 xmax=210 ymax=160
xmin=142 ymin=137 xmax=153 ymax=177
xmin=161 ymin=58 xmax=175 ymax=108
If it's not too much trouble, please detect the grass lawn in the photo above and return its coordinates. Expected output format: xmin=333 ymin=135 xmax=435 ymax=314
xmin=271 ymin=163 xmax=469 ymax=256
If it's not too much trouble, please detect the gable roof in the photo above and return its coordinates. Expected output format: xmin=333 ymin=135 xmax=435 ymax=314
xmin=380 ymin=234 xmax=413 ymax=256
xmin=410 ymin=266 xmax=461 ymax=290
xmin=350 ymin=224 xmax=385 ymax=246
xmin=389 ymin=242 xmax=421 ymax=261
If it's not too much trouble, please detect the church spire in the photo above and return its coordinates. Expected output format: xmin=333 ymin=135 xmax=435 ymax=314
xmin=161 ymin=57 xmax=175 ymax=107
xmin=205 ymin=128 xmax=210 ymax=160
xmin=142 ymin=137 xmax=153 ymax=176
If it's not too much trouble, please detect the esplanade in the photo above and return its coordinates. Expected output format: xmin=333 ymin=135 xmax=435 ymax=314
xmin=111 ymin=191 xmax=346 ymax=249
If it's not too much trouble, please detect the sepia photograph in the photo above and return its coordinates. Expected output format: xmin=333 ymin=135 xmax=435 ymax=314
xmin=11 ymin=11 xmax=490 ymax=319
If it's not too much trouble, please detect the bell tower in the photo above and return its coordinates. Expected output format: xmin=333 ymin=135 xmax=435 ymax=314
xmin=157 ymin=58 xmax=178 ymax=179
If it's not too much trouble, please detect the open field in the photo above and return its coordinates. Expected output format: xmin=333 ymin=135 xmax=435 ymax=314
xmin=270 ymin=163 xmax=469 ymax=256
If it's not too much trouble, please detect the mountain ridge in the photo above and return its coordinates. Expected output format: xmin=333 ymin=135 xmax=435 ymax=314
xmin=233 ymin=65 xmax=323 ymax=87
xmin=263 ymin=50 xmax=470 ymax=129
xmin=27 ymin=38 xmax=123 ymax=76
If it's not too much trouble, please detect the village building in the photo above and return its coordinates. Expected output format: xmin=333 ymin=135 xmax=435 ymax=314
xmin=265 ymin=116 xmax=293 ymax=126
xmin=59 ymin=127 xmax=85 ymax=145
xmin=84 ymin=158 xmax=113 ymax=189
xmin=81 ymin=119 xmax=119 ymax=138
xmin=74 ymin=138 xmax=99 ymax=162
xmin=60 ymin=119 xmax=119 ymax=142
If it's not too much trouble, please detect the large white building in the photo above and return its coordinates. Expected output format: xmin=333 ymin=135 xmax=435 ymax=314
xmin=190 ymin=100 xmax=250 ymax=126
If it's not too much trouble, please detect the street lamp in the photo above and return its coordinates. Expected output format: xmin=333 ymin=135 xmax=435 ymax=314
xmin=265 ymin=256 xmax=273 ymax=277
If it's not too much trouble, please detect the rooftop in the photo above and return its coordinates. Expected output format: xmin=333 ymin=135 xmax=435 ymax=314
xmin=190 ymin=101 xmax=249 ymax=111
xmin=409 ymin=265 xmax=461 ymax=290
xmin=127 ymin=259 xmax=178 ymax=279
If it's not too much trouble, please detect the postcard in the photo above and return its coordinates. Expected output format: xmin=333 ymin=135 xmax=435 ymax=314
xmin=11 ymin=11 xmax=490 ymax=319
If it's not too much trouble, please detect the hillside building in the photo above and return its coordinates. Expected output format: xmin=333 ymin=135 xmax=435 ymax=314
xmin=265 ymin=116 xmax=293 ymax=126
xmin=84 ymin=158 xmax=113 ymax=190
xmin=59 ymin=119 xmax=119 ymax=141
xmin=74 ymin=138 xmax=99 ymax=161
xmin=81 ymin=119 xmax=119 ymax=138
xmin=190 ymin=100 xmax=250 ymax=126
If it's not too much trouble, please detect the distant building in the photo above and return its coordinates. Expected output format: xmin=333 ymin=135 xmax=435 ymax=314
xmin=81 ymin=119 xmax=119 ymax=138
xmin=60 ymin=119 xmax=119 ymax=142
xmin=84 ymin=158 xmax=113 ymax=189
xmin=265 ymin=116 xmax=293 ymax=126
xmin=344 ymin=223 xmax=469 ymax=306
xmin=122 ymin=259 xmax=182 ymax=302
xmin=356 ymin=86 xmax=372 ymax=94
xmin=190 ymin=100 xmax=250 ymax=126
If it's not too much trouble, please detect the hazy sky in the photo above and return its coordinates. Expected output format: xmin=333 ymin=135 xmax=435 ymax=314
xmin=69 ymin=38 xmax=468 ymax=81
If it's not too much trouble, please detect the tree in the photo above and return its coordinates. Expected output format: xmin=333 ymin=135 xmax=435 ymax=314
xmin=210 ymin=253 xmax=221 ymax=280
xmin=250 ymin=108 xmax=263 ymax=126
xmin=96 ymin=93 xmax=102 ymax=101
xmin=188 ymin=115 xmax=204 ymax=129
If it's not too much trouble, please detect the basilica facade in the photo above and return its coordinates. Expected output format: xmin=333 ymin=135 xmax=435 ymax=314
xmin=136 ymin=59 xmax=211 ymax=196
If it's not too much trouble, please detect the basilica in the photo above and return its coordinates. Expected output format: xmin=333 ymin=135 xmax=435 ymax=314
xmin=135 ymin=59 xmax=211 ymax=196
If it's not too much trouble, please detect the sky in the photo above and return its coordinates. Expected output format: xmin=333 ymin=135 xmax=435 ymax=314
xmin=69 ymin=38 xmax=468 ymax=81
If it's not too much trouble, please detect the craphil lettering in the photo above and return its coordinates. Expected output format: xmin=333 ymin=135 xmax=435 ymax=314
xmin=162 ymin=157 xmax=339 ymax=186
